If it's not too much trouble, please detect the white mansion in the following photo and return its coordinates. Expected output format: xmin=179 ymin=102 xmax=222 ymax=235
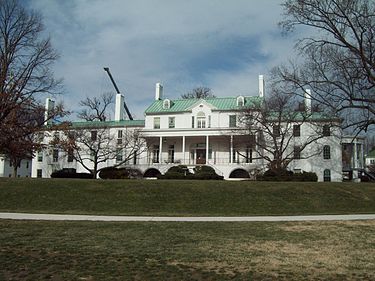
xmin=29 ymin=75 xmax=364 ymax=181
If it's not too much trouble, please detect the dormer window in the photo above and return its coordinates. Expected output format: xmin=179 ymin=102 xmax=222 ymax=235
xmin=237 ymin=96 xmax=245 ymax=107
xmin=163 ymin=99 xmax=171 ymax=109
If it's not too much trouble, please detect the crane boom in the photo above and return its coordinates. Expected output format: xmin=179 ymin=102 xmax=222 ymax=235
xmin=103 ymin=67 xmax=133 ymax=120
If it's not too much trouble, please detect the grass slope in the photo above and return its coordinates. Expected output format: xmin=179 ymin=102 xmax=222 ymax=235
xmin=0 ymin=178 xmax=375 ymax=215
xmin=1 ymin=220 xmax=374 ymax=280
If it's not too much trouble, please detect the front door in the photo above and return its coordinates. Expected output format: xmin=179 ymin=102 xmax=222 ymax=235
xmin=196 ymin=149 xmax=206 ymax=164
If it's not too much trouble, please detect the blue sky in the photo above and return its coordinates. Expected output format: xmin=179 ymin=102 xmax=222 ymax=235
xmin=27 ymin=0 xmax=299 ymax=119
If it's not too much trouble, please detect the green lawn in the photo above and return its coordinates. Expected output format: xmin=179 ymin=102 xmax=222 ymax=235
xmin=0 ymin=178 xmax=374 ymax=216
xmin=1 ymin=220 xmax=374 ymax=280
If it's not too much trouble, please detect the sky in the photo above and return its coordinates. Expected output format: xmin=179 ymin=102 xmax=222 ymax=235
xmin=26 ymin=0 xmax=299 ymax=120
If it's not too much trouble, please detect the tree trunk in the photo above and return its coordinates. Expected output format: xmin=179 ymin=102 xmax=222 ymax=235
xmin=12 ymin=166 xmax=18 ymax=178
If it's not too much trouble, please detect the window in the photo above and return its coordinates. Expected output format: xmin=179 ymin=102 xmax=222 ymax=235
xmin=191 ymin=116 xmax=195 ymax=128
xmin=116 ymin=148 xmax=123 ymax=162
xmin=246 ymin=147 xmax=252 ymax=163
xmin=208 ymin=115 xmax=211 ymax=128
xmin=293 ymin=125 xmax=301 ymax=137
xmin=294 ymin=146 xmax=301 ymax=159
xmin=323 ymin=125 xmax=330 ymax=136
xmin=91 ymin=131 xmax=97 ymax=141
xmin=168 ymin=117 xmax=175 ymax=128
xmin=37 ymin=152 xmax=43 ymax=162
xmin=133 ymin=151 xmax=137 ymax=165
xmin=38 ymin=132 xmax=44 ymax=142
xmin=52 ymin=149 xmax=59 ymax=162
xmin=168 ymin=145 xmax=175 ymax=163
xmin=323 ymin=145 xmax=331 ymax=159
xmin=54 ymin=132 xmax=60 ymax=141
xmin=117 ymin=129 xmax=123 ymax=144
xmin=229 ymin=115 xmax=237 ymax=127
xmin=323 ymin=169 xmax=331 ymax=182
xmin=153 ymin=117 xmax=160 ymax=129
xmin=152 ymin=145 xmax=159 ymax=163
xmin=67 ymin=149 xmax=74 ymax=162
xmin=37 ymin=169 xmax=42 ymax=178
xmin=26 ymin=161 xmax=29 ymax=169
xmin=273 ymin=125 xmax=280 ymax=137
xmin=197 ymin=112 xmax=206 ymax=128
xmin=371 ymin=160 xmax=375 ymax=164
xmin=68 ymin=131 xmax=75 ymax=140
xmin=249 ymin=135 xmax=256 ymax=147
xmin=118 ymin=130 xmax=123 ymax=138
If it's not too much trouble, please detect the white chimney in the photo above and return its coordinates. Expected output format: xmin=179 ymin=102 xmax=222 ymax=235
xmin=155 ymin=83 xmax=163 ymax=100
xmin=115 ymin=93 xmax=125 ymax=121
xmin=258 ymin=75 xmax=265 ymax=98
xmin=44 ymin=98 xmax=55 ymax=126
xmin=304 ymin=89 xmax=312 ymax=114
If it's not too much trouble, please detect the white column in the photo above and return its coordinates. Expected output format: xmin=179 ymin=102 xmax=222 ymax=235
xmin=230 ymin=135 xmax=233 ymax=164
xmin=353 ymin=139 xmax=357 ymax=169
xmin=206 ymin=135 xmax=209 ymax=165
xmin=182 ymin=136 xmax=186 ymax=165
xmin=159 ymin=137 xmax=163 ymax=164
xmin=353 ymin=139 xmax=359 ymax=180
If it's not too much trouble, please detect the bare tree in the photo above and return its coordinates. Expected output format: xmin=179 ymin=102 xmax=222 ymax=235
xmin=239 ymin=91 xmax=338 ymax=172
xmin=53 ymin=94 xmax=145 ymax=178
xmin=275 ymin=0 xmax=375 ymax=135
xmin=0 ymin=0 xmax=63 ymax=161
xmin=181 ymin=87 xmax=216 ymax=99
xmin=77 ymin=92 xmax=113 ymax=122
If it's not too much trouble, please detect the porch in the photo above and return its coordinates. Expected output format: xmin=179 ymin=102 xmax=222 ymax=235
xmin=143 ymin=135 xmax=257 ymax=166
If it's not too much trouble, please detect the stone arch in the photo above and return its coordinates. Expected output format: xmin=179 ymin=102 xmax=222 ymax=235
xmin=143 ymin=168 xmax=161 ymax=178
xmin=229 ymin=168 xmax=250 ymax=178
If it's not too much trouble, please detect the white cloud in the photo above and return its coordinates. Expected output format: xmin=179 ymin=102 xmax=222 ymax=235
xmin=28 ymin=0 xmax=298 ymax=119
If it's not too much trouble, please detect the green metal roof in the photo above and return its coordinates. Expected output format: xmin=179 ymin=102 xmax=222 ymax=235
xmin=145 ymin=96 xmax=263 ymax=114
xmin=70 ymin=119 xmax=145 ymax=129
xmin=267 ymin=111 xmax=340 ymax=122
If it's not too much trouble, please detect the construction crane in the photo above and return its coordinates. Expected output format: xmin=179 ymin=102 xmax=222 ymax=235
xmin=103 ymin=67 xmax=133 ymax=120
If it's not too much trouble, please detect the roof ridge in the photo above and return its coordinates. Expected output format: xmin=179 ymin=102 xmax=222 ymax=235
xmin=160 ymin=95 xmax=261 ymax=102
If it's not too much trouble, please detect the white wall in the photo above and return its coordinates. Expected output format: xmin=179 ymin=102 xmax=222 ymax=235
xmin=0 ymin=156 xmax=31 ymax=178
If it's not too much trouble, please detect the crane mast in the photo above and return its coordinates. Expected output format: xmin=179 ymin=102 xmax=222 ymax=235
xmin=103 ymin=67 xmax=133 ymax=120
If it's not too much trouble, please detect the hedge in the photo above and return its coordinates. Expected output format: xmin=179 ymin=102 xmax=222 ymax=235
xmin=99 ymin=167 xmax=143 ymax=179
xmin=158 ymin=165 xmax=223 ymax=180
xmin=51 ymin=168 xmax=93 ymax=179
xmin=259 ymin=169 xmax=317 ymax=182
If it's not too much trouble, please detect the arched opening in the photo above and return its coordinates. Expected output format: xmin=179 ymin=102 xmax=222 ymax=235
xmin=323 ymin=169 xmax=331 ymax=182
xmin=229 ymin=169 xmax=250 ymax=178
xmin=143 ymin=168 xmax=161 ymax=178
